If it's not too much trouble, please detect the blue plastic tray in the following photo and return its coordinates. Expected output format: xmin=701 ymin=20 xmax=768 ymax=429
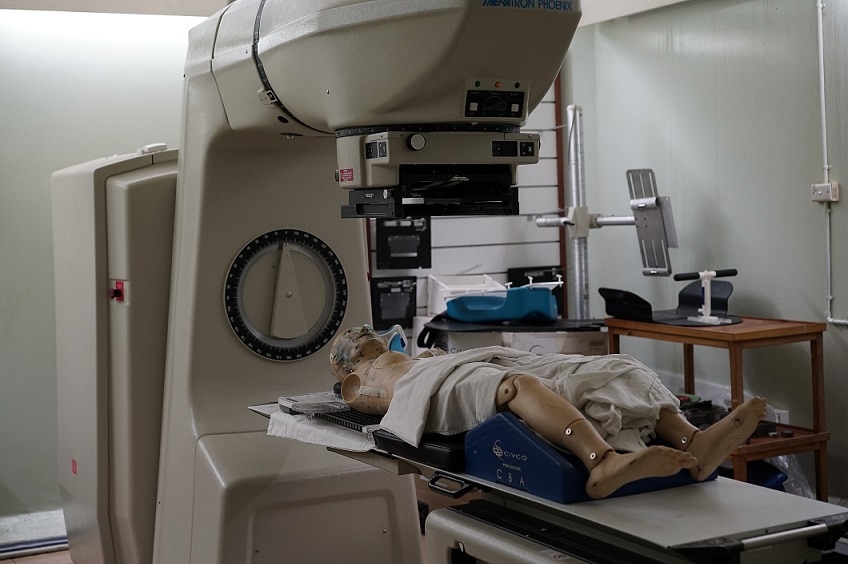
xmin=446 ymin=286 xmax=557 ymax=323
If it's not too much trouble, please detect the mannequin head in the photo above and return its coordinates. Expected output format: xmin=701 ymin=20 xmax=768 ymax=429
xmin=329 ymin=325 xmax=390 ymax=381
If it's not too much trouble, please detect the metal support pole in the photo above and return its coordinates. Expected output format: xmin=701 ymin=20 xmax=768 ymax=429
xmin=566 ymin=105 xmax=590 ymax=320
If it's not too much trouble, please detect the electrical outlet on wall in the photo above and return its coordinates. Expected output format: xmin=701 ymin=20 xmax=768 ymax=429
xmin=773 ymin=409 xmax=790 ymax=425
xmin=811 ymin=182 xmax=840 ymax=202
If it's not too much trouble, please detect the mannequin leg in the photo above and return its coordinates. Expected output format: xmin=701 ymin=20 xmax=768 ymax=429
xmin=654 ymin=397 xmax=767 ymax=480
xmin=495 ymin=375 xmax=609 ymax=459
xmin=652 ymin=409 xmax=701 ymax=450
xmin=497 ymin=375 xmax=697 ymax=498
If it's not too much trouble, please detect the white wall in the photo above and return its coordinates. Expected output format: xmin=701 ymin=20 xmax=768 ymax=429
xmin=0 ymin=10 xmax=201 ymax=519
xmin=563 ymin=0 xmax=848 ymax=499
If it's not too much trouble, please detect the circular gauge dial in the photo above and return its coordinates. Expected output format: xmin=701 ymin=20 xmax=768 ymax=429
xmin=224 ymin=229 xmax=348 ymax=361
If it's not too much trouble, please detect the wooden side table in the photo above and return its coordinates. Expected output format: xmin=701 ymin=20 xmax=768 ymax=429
xmin=605 ymin=316 xmax=829 ymax=501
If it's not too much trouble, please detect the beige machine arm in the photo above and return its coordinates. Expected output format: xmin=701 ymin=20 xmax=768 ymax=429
xmin=147 ymin=2 xmax=584 ymax=563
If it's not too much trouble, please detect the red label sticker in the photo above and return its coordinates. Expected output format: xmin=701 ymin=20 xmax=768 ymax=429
xmin=109 ymin=280 xmax=126 ymax=302
xmin=339 ymin=168 xmax=355 ymax=183
xmin=72 ymin=459 xmax=77 ymax=475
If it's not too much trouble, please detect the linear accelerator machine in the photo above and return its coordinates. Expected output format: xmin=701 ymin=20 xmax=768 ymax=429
xmin=50 ymin=1 xmax=847 ymax=563
xmin=51 ymin=1 xmax=579 ymax=563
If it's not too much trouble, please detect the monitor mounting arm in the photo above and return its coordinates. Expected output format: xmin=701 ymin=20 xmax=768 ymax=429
xmin=535 ymin=105 xmax=677 ymax=319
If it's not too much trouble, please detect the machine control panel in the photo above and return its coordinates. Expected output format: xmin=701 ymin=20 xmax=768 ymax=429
xmin=492 ymin=140 xmax=536 ymax=158
xmin=465 ymin=89 xmax=525 ymax=119
xmin=365 ymin=141 xmax=388 ymax=159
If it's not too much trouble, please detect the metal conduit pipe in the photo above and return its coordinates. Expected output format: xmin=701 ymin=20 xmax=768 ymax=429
xmin=535 ymin=215 xmax=637 ymax=229
xmin=815 ymin=0 xmax=848 ymax=326
xmin=594 ymin=216 xmax=636 ymax=227
xmin=565 ymin=105 xmax=591 ymax=320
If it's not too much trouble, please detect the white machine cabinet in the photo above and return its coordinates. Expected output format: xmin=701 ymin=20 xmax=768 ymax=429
xmin=52 ymin=146 xmax=178 ymax=564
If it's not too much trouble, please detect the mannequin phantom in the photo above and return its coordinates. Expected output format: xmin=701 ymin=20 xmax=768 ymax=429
xmin=330 ymin=326 xmax=766 ymax=499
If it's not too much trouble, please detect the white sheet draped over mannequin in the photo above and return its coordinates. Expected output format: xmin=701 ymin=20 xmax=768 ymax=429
xmin=379 ymin=346 xmax=680 ymax=452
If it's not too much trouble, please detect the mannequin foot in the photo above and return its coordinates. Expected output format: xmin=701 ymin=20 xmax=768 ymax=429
xmin=586 ymin=446 xmax=697 ymax=499
xmin=686 ymin=396 xmax=767 ymax=480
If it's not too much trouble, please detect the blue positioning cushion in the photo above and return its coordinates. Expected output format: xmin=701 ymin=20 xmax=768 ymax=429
xmin=465 ymin=413 xmax=714 ymax=504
